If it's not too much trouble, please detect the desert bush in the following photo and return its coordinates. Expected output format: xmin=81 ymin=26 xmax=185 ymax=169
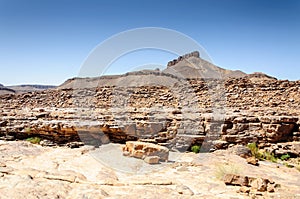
xmin=191 ymin=145 xmax=201 ymax=153
xmin=26 ymin=137 xmax=41 ymax=144
xmin=247 ymin=143 xmax=261 ymax=159
xmin=264 ymin=151 xmax=277 ymax=163
xmin=215 ymin=163 xmax=241 ymax=180
xmin=280 ymin=154 xmax=290 ymax=161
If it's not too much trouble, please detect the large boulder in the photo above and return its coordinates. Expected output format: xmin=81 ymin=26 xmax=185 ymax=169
xmin=122 ymin=141 xmax=169 ymax=163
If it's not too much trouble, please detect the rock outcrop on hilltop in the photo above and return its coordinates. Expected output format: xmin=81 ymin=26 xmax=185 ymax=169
xmin=0 ymin=52 xmax=299 ymax=158
xmin=164 ymin=51 xmax=247 ymax=79
xmin=167 ymin=51 xmax=200 ymax=67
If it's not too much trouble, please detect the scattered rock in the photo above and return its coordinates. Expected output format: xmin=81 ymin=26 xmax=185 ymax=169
xmin=0 ymin=162 xmax=6 ymax=167
xmin=223 ymin=174 xmax=276 ymax=193
xmin=238 ymin=186 xmax=250 ymax=193
xmin=223 ymin=174 xmax=249 ymax=186
xmin=0 ymin=135 xmax=15 ymax=141
xmin=250 ymin=178 xmax=269 ymax=192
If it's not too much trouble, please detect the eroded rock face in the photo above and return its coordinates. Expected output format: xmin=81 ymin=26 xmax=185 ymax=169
xmin=167 ymin=51 xmax=200 ymax=67
xmin=122 ymin=141 xmax=169 ymax=163
xmin=0 ymin=69 xmax=300 ymax=155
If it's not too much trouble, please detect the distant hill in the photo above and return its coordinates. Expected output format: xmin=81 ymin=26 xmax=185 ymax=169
xmin=4 ymin=51 xmax=277 ymax=93
xmin=0 ymin=84 xmax=56 ymax=95
xmin=0 ymin=84 xmax=15 ymax=95
xmin=59 ymin=51 xmax=277 ymax=90
xmin=8 ymin=84 xmax=56 ymax=93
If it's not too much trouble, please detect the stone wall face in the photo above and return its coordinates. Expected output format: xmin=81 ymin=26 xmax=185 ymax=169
xmin=0 ymin=76 xmax=300 ymax=156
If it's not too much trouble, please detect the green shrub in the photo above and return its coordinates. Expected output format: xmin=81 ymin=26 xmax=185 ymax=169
xmin=247 ymin=142 xmax=258 ymax=156
xmin=264 ymin=151 xmax=277 ymax=163
xmin=280 ymin=154 xmax=290 ymax=161
xmin=191 ymin=145 xmax=201 ymax=153
xmin=247 ymin=142 xmax=277 ymax=162
xmin=247 ymin=143 xmax=262 ymax=159
xmin=26 ymin=137 xmax=41 ymax=144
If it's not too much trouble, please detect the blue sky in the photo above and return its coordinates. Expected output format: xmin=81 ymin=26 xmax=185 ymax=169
xmin=0 ymin=0 xmax=299 ymax=85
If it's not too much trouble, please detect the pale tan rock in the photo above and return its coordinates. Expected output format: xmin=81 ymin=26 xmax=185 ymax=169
xmin=250 ymin=178 xmax=269 ymax=192
xmin=144 ymin=156 xmax=160 ymax=164
xmin=0 ymin=162 xmax=6 ymax=167
xmin=267 ymin=183 xmax=275 ymax=192
xmin=247 ymin=157 xmax=259 ymax=166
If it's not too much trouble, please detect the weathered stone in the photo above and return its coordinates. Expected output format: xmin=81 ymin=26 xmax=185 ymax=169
xmin=66 ymin=141 xmax=84 ymax=148
xmin=264 ymin=123 xmax=294 ymax=142
xmin=229 ymin=145 xmax=252 ymax=158
xmin=222 ymin=174 xmax=249 ymax=186
xmin=250 ymin=178 xmax=269 ymax=192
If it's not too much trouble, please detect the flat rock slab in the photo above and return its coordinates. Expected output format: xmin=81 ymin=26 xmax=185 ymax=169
xmin=0 ymin=141 xmax=299 ymax=198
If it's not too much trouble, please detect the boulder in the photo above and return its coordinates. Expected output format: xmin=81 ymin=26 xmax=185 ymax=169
xmin=222 ymin=174 xmax=249 ymax=186
xmin=122 ymin=141 xmax=169 ymax=162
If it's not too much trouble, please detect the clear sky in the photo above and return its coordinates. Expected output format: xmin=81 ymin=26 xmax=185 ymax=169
xmin=0 ymin=0 xmax=299 ymax=86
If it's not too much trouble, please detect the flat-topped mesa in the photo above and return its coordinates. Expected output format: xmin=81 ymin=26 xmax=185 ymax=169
xmin=167 ymin=51 xmax=200 ymax=67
